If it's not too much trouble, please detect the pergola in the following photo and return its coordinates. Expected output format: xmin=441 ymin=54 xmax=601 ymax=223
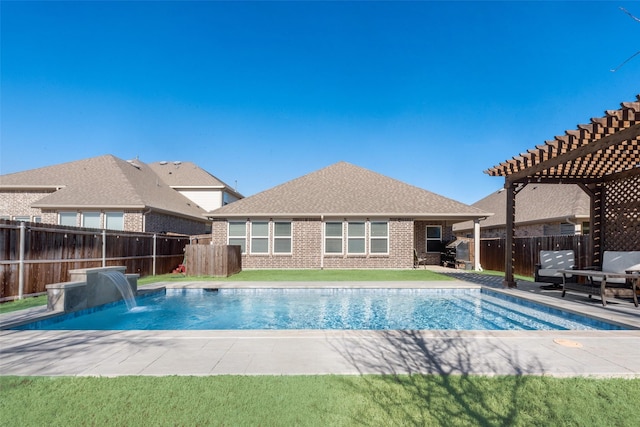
xmin=484 ymin=95 xmax=640 ymax=287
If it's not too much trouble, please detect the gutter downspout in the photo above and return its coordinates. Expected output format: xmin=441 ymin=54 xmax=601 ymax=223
xmin=320 ymin=215 xmax=324 ymax=270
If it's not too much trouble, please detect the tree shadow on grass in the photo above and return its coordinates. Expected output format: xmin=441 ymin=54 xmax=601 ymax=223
xmin=330 ymin=330 xmax=545 ymax=426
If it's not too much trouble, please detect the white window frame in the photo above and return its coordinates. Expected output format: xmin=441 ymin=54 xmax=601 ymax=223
xmin=250 ymin=221 xmax=269 ymax=254
xmin=105 ymin=212 xmax=124 ymax=231
xmin=347 ymin=221 xmax=366 ymax=255
xmin=324 ymin=221 xmax=344 ymax=255
xmin=426 ymin=225 xmax=442 ymax=253
xmin=82 ymin=212 xmax=101 ymax=229
xmin=228 ymin=221 xmax=247 ymax=254
xmin=59 ymin=212 xmax=77 ymax=227
xmin=369 ymin=221 xmax=389 ymax=255
xmin=13 ymin=216 xmax=31 ymax=222
xmin=273 ymin=221 xmax=292 ymax=255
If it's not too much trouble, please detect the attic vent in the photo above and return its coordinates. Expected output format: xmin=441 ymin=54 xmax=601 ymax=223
xmin=127 ymin=160 xmax=141 ymax=169
xmin=159 ymin=161 xmax=168 ymax=165
xmin=173 ymin=161 xmax=182 ymax=165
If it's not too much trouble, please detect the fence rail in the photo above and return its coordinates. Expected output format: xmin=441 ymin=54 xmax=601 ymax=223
xmin=0 ymin=220 xmax=189 ymax=300
xmin=479 ymin=235 xmax=592 ymax=277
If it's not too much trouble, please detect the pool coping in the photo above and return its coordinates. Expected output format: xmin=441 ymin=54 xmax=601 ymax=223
xmin=1 ymin=279 xmax=639 ymax=378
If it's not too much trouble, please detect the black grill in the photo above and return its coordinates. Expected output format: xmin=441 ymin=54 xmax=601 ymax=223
xmin=441 ymin=239 xmax=470 ymax=269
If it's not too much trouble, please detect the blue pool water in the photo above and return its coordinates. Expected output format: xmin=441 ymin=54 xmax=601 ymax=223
xmin=15 ymin=288 xmax=626 ymax=331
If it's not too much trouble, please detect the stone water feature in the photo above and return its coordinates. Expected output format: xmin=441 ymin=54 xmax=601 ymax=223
xmin=46 ymin=266 xmax=139 ymax=313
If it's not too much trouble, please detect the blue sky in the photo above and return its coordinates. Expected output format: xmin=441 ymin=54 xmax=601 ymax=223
xmin=1 ymin=1 xmax=638 ymax=205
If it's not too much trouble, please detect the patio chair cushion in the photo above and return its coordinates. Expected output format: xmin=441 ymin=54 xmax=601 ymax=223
xmin=535 ymin=250 xmax=575 ymax=283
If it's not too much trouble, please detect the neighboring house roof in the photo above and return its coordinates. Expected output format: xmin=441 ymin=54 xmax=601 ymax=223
xmin=0 ymin=155 xmax=207 ymax=220
xmin=453 ymin=183 xmax=590 ymax=232
xmin=207 ymin=161 xmax=489 ymax=219
xmin=148 ymin=161 xmax=243 ymax=198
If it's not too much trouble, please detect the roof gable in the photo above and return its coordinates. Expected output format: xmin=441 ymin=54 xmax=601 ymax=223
xmin=148 ymin=161 xmax=242 ymax=195
xmin=209 ymin=161 xmax=487 ymax=219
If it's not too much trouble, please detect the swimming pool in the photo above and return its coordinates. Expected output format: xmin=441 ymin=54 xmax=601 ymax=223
xmin=14 ymin=288 xmax=626 ymax=331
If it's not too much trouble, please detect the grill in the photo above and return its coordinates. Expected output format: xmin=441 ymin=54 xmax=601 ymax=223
xmin=441 ymin=239 xmax=470 ymax=269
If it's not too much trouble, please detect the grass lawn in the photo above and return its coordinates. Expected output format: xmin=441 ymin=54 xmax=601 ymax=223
xmin=1 ymin=375 xmax=639 ymax=426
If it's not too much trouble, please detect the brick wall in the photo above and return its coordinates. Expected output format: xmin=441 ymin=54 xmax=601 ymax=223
xmin=211 ymin=217 xmax=422 ymax=269
xmin=0 ymin=190 xmax=53 ymax=220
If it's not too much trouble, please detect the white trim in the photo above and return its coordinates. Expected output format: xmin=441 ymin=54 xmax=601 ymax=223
xmin=369 ymin=220 xmax=389 ymax=255
xmin=273 ymin=220 xmax=293 ymax=255
xmin=227 ymin=220 xmax=247 ymax=254
xmin=324 ymin=220 xmax=344 ymax=255
xmin=250 ymin=220 xmax=270 ymax=255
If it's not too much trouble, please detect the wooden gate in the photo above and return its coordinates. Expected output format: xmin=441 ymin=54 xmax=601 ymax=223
xmin=184 ymin=245 xmax=241 ymax=277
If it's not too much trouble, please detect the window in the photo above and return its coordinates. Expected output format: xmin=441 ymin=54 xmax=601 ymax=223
xmin=347 ymin=222 xmax=366 ymax=254
xmin=426 ymin=226 xmax=442 ymax=252
xmin=228 ymin=221 xmax=247 ymax=253
xmin=59 ymin=212 xmax=77 ymax=227
xmin=560 ymin=223 xmax=576 ymax=236
xmin=370 ymin=221 xmax=388 ymax=254
xmin=33 ymin=217 xmax=42 ymax=223
xmin=325 ymin=222 xmax=343 ymax=254
xmin=251 ymin=221 xmax=269 ymax=254
xmin=582 ymin=222 xmax=590 ymax=235
xmin=13 ymin=216 xmax=30 ymax=222
xmin=82 ymin=212 xmax=101 ymax=229
xmin=273 ymin=221 xmax=292 ymax=254
xmin=105 ymin=212 xmax=124 ymax=231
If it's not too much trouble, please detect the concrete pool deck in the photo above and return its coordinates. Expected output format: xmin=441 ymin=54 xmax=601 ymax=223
xmin=1 ymin=270 xmax=639 ymax=378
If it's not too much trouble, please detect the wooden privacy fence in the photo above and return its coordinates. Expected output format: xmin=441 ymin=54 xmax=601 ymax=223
xmin=184 ymin=245 xmax=242 ymax=277
xmin=0 ymin=220 xmax=189 ymax=300
xmin=479 ymin=235 xmax=592 ymax=277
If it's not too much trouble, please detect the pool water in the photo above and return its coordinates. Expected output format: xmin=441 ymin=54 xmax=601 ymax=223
xmin=15 ymin=288 xmax=626 ymax=331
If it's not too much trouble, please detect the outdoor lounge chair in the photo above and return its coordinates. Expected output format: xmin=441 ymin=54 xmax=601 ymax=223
xmin=561 ymin=251 xmax=640 ymax=307
xmin=413 ymin=249 xmax=427 ymax=269
xmin=535 ymin=250 xmax=576 ymax=290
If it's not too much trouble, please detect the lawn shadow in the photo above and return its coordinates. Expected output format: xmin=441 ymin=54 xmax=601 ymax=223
xmin=330 ymin=329 xmax=545 ymax=426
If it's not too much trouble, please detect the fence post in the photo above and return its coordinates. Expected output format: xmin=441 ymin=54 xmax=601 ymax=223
xmin=102 ymin=229 xmax=106 ymax=267
xmin=18 ymin=222 xmax=26 ymax=299
xmin=153 ymin=234 xmax=157 ymax=276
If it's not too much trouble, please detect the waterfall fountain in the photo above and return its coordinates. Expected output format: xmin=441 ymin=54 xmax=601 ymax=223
xmin=46 ymin=266 xmax=139 ymax=313
xmin=99 ymin=270 xmax=137 ymax=310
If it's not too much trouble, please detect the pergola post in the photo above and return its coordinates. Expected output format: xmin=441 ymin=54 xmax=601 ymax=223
xmin=503 ymin=181 xmax=519 ymax=288
xmin=591 ymin=183 xmax=604 ymax=266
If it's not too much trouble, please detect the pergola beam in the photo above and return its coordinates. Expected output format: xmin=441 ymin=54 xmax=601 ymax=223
xmin=504 ymin=123 xmax=640 ymax=182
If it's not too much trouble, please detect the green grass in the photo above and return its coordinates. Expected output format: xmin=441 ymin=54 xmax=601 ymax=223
xmin=138 ymin=268 xmax=453 ymax=285
xmin=0 ymin=295 xmax=47 ymax=315
xmin=1 ymin=375 xmax=638 ymax=426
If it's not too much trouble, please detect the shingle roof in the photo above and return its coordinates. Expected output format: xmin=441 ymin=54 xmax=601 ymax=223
xmin=148 ymin=161 xmax=243 ymax=198
xmin=453 ymin=184 xmax=590 ymax=231
xmin=208 ymin=161 xmax=488 ymax=219
xmin=0 ymin=155 xmax=207 ymax=220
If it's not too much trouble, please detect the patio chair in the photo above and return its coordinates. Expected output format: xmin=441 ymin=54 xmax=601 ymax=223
xmin=535 ymin=250 xmax=576 ymax=290
xmin=414 ymin=249 xmax=427 ymax=269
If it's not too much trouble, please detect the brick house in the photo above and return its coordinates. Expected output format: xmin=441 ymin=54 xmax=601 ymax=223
xmin=453 ymin=183 xmax=590 ymax=238
xmin=0 ymin=155 xmax=242 ymax=235
xmin=207 ymin=162 xmax=489 ymax=269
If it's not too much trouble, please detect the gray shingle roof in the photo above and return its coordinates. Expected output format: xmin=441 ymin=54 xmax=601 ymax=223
xmin=0 ymin=155 xmax=207 ymax=220
xmin=453 ymin=183 xmax=590 ymax=231
xmin=208 ymin=161 xmax=488 ymax=219
xmin=148 ymin=161 xmax=243 ymax=198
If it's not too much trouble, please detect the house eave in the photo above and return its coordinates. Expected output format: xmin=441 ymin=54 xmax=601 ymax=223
xmin=206 ymin=212 xmax=492 ymax=221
